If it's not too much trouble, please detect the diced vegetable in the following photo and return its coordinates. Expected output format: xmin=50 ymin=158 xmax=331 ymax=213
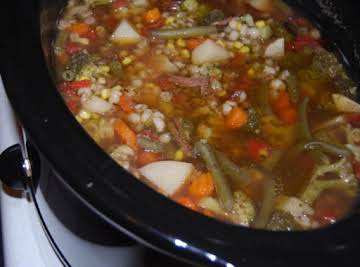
xmin=82 ymin=95 xmax=113 ymax=113
xmin=214 ymin=150 xmax=252 ymax=187
xmin=297 ymin=97 xmax=312 ymax=142
xmin=152 ymin=26 xmax=217 ymax=39
xmin=188 ymin=173 xmax=215 ymax=198
xmin=111 ymin=19 xmax=141 ymax=45
xmin=264 ymin=38 xmax=285 ymax=58
xmin=275 ymin=196 xmax=314 ymax=228
xmin=225 ymin=107 xmax=248 ymax=129
xmin=332 ymin=94 xmax=360 ymax=113
xmin=246 ymin=138 xmax=270 ymax=161
xmin=69 ymin=23 xmax=91 ymax=36
xmin=137 ymin=150 xmax=162 ymax=167
xmin=149 ymin=55 xmax=178 ymax=74
xmin=186 ymin=38 xmax=205 ymax=50
xmin=139 ymin=161 xmax=194 ymax=196
xmin=143 ymin=8 xmax=161 ymax=24
xmin=251 ymin=168 xmax=276 ymax=228
xmin=111 ymin=0 xmax=128 ymax=9
xmin=192 ymin=39 xmax=231 ymax=65
xmin=114 ymin=119 xmax=138 ymax=151
xmin=118 ymin=95 xmax=135 ymax=113
xmin=195 ymin=142 xmax=234 ymax=212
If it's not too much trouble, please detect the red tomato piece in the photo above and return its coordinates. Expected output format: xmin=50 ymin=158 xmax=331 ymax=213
xmin=246 ymin=139 xmax=270 ymax=161
xmin=64 ymin=42 xmax=82 ymax=55
xmin=69 ymin=80 xmax=92 ymax=90
xmin=141 ymin=18 xmax=165 ymax=37
xmin=82 ymin=29 xmax=97 ymax=41
xmin=345 ymin=113 xmax=360 ymax=128
xmin=66 ymin=98 xmax=80 ymax=114
xmin=294 ymin=35 xmax=320 ymax=51
xmin=111 ymin=0 xmax=128 ymax=10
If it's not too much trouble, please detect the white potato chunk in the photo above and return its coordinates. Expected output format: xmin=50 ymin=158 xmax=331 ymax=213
xmin=264 ymin=38 xmax=285 ymax=58
xmin=192 ymin=39 xmax=231 ymax=65
xmin=332 ymin=93 xmax=360 ymax=113
xmin=82 ymin=96 xmax=113 ymax=113
xmin=149 ymin=55 xmax=178 ymax=74
xmin=111 ymin=19 xmax=141 ymax=46
xmin=139 ymin=161 xmax=194 ymax=196
xmin=276 ymin=196 xmax=314 ymax=228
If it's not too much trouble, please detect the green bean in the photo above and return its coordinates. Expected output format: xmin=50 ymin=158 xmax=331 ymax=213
xmin=214 ymin=150 xmax=252 ymax=187
xmin=195 ymin=142 xmax=233 ymax=212
xmin=256 ymin=85 xmax=273 ymax=116
xmin=251 ymin=167 xmax=276 ymax=229
xmin=137 ymin=137 xmax=163 ymax=153
xmin=62 ymin=70 xmax=75 ymax=81
xmin=304 ymin=141 xmax=352 ymax=158
xmin=286 ymin=74 xmax=299 ymax=104
xmin=297 ymin=97 xmax=312 ymax=142
xmin=152 ymin=26 xmax=218 ymax=39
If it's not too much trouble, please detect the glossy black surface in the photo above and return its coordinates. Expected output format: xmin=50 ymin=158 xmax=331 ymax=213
xmin=1 ymin=0 xmax=360 ymax=266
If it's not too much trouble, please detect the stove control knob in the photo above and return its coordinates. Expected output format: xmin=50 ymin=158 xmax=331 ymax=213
xmin=0 ymin=144 xmax=28 ymax=190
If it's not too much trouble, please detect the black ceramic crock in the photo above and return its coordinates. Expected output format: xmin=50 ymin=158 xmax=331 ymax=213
xmin=1 ymin=0 xmax=360 ymax=266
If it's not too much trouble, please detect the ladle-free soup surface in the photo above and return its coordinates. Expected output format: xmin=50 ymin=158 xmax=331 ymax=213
xmin=54 ymin=0 xmax=360 ymax=230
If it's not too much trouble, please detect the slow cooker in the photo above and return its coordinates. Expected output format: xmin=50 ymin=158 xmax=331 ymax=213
xmin=1 ymin=0 xmax=360 ymax=266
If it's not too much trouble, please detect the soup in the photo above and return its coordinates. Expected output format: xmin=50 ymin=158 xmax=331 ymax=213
xmin=54 ymin=0 xmax=360 ymax=230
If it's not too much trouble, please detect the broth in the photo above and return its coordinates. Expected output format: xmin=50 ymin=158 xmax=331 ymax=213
xmin=54 ymin=0 xmax=359 ymax=230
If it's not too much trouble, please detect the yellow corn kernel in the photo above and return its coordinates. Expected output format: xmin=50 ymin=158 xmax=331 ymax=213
xmin=247 ymin=68 xmax=255 ymax=77
xmin=236 ymin=22 xmax=242 ymax=31
xmin=78 ymin=75 xmax=90 ymax=81
xmin=233 ymin=41 xmax=243 ymax=49
xmin=99 ymin=65 xmax=110 ymax=73
xmin=165 ymin=16 xmax=175 ymax=25
xmin=166 ymin=41 xmax=176 ymax=50
xmin=122 ymin=56 xmax=133 ymax=65
xmin=216 ymin=39 xmax=226 ymax=47
xmin=119 ymin=50 xmax=129 ymax=57
xmin=100 ymin=88 xmax=111 ymax=100
xmin=180 ymin=49 xmax=190 ymax=58
xmin=79 ymin=110 xmax=91 ymax=120
xmin=255 ymin=20 xmax=266 ymax=29
xmin=239 ymin=46 xmax=250 ymax=53
xmin=75 ymin=115 xmax=83 ymax=123
xmin=174 ymin=150 xmax=184 ymax=161
xmin=176 ymin=38 xmax=186 ymax=47
xmin=217 ymin=90 xmax=227 ymax=97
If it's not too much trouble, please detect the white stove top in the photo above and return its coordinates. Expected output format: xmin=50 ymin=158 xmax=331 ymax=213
xmin=0 ymin=77 xmax=145 ymax=267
